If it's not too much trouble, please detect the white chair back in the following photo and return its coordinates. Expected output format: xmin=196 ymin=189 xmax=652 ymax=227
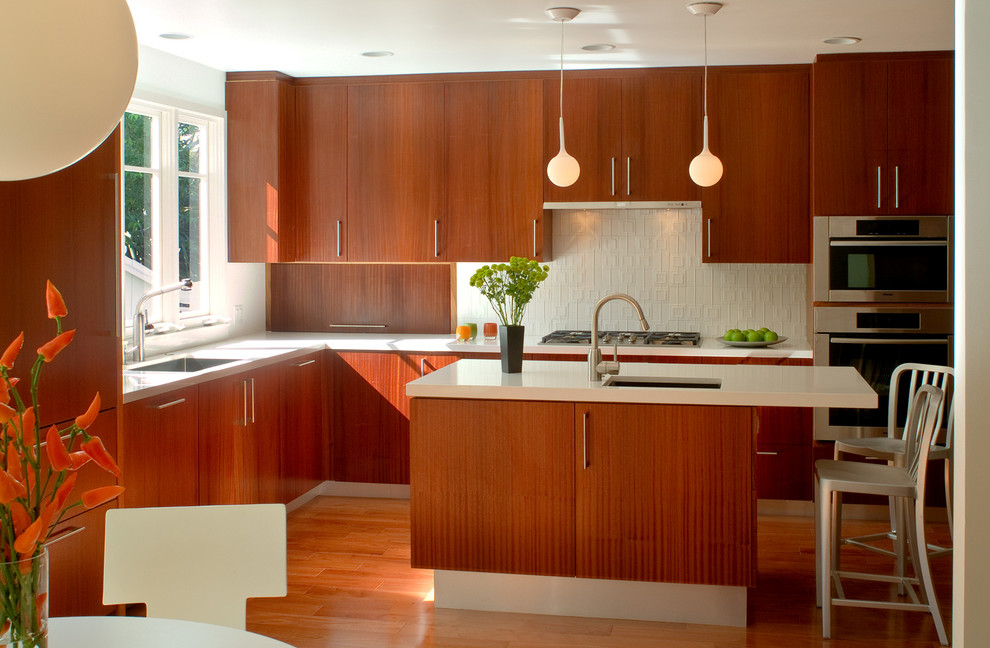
xmin=903 ymin=384 xmax=945 ymax=489
xmin=103 ymin=504 xmax=287 ymax=629
xmin=888 ymin=363 xmax=953 ymax=448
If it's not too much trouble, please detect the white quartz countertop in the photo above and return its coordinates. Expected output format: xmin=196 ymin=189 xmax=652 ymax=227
xmin=406 ymin=359 xmax=876 ymax=409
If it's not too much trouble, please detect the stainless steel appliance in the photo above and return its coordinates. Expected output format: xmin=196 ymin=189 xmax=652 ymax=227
xmin=813 ymin=215 xmax=953 ymax=303
xmin=813 ymin=305 xmax=953 ymax=440
xmin=540 ymin=330 xmax=701 ymax=346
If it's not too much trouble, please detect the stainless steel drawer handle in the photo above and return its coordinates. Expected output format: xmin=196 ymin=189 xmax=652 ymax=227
xmin=626 ymin=157 xmax=631 ymax=196
xmin=533 ymin=220 xmax=538 ymax=258
xmin=756 ymin=451 xmax=779 ymax=456
xmin=830 ymin=337 xmax=949 ymax=346
xmin=877 ymin=166 xmax=882 ymax=209
xmin=46 ymin=525 xmax=86 ymax=547
xmin=328 ymin=323 xmax=388 ymax=328
xmin=242 ymin=380 xmax=249 ymax=426
xmin=336 ymin=220 xmax=342 ymax=258
xmin=434 ymin=219 xmax=439 ymax=258
xmin=294 ymin=360 xmax=316 ymax=367
xmin=153 ymin=398 xmax=186 ymax=410
xmin=829 ymin=240 xmax=947 ymax=247
xmin=582 ymin=411 xmax=590 ymax=469
xmin=611 ymin=157 xmax=616 ymax=196
xmin=894 ymin=166 xmax=900 ymax=209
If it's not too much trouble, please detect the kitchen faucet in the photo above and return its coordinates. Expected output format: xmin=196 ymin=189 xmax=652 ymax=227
xmin=589 ymin=293 xmax=650 ymax=381
xmin=128 ymin=279 xmax=193 ymax=363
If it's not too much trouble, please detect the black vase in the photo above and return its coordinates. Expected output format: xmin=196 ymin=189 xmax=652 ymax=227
xmin=499 ymin=324 xmax=524 ymax=373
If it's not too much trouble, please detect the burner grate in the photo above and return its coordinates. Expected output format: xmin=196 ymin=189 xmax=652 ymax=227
xmin=539 ymin=330 xmax=701 ymax=346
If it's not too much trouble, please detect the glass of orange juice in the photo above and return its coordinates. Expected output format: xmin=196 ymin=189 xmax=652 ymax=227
xmin=455 ymin=325 xmax=471 ymax=343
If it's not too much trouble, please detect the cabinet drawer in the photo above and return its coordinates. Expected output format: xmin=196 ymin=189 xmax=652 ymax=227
xmin=756 ymin=443 xmax=812 ymax=501
xmin=48 ymin=501 xmax=115 ymax=617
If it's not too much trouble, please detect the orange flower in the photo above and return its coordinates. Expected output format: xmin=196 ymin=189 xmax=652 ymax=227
xmin=81 ymin=485 xmax=124 ymax=509
xmin=0 ymin=403 xmax=14 ymax=425
xmin=20 ymin=407 xmax=36 ymax=448
xmin=6 ymin=442 xmax=22 ymax=483
xmin=14 ymin=507 xmax=50 ymax=555
xmin=81 ymin=437 xmax=120 ymax=477
xmin=68 ymin=451 xmax=91 ymax=470
xmin=0 ymin=332 xmax=23 ymax=369
xmin=0 ymin=379 xmax=8 ymax=405
xmin=75 ymin=393 xmax=100 ymax=430
xmin=49 ymin=472 xmax=77 ymax=512
xmin=0 ymin=469 xmax=26 ymax=504
xmin=9 ymin=502 xmax=30 ymax=536
xmin=37 ymin=330 xmax=75 ymax=362
xmin=45 ymin=425 xmax=72 ymax=471
xmin=45 ymin=281 xmax=67 ymax=319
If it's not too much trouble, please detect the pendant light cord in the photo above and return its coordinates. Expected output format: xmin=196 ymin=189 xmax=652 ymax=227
xmin=702 ymin=14 xmax=709 ymax=117
xmin=558 ymin=17 xmax=565 ymax=118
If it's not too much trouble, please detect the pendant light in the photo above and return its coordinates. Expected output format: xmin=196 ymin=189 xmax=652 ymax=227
xmin=687 ymin=2 xmax=723 ymax=187
xmin=546 ymin=7 xmax=581 ymax=188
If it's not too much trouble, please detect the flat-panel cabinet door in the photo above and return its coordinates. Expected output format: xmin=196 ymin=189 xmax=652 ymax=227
xmin=346 ymin=83 xmax=444 ymax=262
xmin=575 ymin=403 xmax=755 ymax=586
xmin=121 ymin=386 xmax=199 ymax=508
xmin=280 ymin=352 xmax=325 ymax=502
xmin=48 ymin=501 xmax=116 ymax=617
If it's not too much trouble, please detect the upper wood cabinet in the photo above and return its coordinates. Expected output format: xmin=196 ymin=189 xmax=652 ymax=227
xmin=347 ymin=82 xmax=445 ymax=262
xmin=542 ymin=72 xmax=702 ymax=203
xmin=812 ymin=52 xmax=953 ymax=216
xmin=702 ymin=65 xmax=811 ymax=264
xmin=226 ymin=74 xmax=296 ymax=262
xmin=444 ymin=79 xmax=549 ymax=261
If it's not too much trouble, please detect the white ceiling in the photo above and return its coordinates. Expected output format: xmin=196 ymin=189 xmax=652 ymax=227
xmin=125 ymin=0 xmax=955 ymax=78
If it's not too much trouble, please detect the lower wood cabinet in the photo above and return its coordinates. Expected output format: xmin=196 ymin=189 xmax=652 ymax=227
xmin=279 ymin=351 xmax=325 ymax=502
xmin=48 ymin=502 xmax=115 ymax=617
xmin=120 ymin=386 xmax=199 ymax=508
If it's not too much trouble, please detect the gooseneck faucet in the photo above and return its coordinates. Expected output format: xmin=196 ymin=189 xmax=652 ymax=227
xmin=129 ymin=279 xmax=193 ymax=363
xmin=589 ymin=293 xmax=651 ymax=381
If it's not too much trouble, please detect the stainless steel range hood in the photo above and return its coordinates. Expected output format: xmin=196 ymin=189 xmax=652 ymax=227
xmin=542 ymin=200 xmax=701 ymax=210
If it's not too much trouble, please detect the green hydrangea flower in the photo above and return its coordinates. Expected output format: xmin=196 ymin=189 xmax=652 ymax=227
xmin=469 ymin=257 xmax=550 ymax=326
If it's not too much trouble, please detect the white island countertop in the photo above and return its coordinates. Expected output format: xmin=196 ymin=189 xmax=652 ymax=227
xmin=406 ymin=359 xmax=876 ymax=409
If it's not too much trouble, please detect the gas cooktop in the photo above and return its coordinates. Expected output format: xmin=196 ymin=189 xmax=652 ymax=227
xmin=539 ymin=330 xmax=701 ymax=346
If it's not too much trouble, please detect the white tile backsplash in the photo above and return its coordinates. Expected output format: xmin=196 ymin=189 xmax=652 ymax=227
xmin=456 ymin=209 xmax=809 ymax=339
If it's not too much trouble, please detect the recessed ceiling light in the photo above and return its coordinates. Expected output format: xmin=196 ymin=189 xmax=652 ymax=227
xmin=361 ymin=50 xmax=394 ymax=58
xmin=159 ymin=33 xmax=192 ymax=40
xmin=824 ymin=37 xmax=861 ymax=45
xmin=582 ymin=43 xmax=615 ymax=52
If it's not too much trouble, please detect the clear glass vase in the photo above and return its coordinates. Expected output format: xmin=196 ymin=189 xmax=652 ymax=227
xmin=0 ymin=548 xmax=48 ymax=648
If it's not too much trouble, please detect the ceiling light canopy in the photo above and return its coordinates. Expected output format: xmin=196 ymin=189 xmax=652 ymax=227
xmin=361 ymin=50 xmax=394 ymax=58
xmin=687 ymin=1 xmax=724 ymax=188
xmin=159 ymin=33 xmax=192 ymax=40
xmin=824 ymin=36 xmax=861 ymax=45
xmin=546 ymin=7 xmax=581 ymax=188
xmin=582 ymin=43 xmax=616 ymax=52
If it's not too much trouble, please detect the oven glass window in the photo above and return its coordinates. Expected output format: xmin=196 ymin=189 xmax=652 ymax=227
xmin=828 ymin=336 xmax=951 ymax=433
xmin=829 ymin=244 xmax=948 ymax=292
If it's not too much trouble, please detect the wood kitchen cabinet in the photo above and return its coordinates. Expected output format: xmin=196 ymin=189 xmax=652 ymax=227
xmin=543 ymin=71 xmax=702 ymax=203
xmin=120 ymin=386 xmax=200 ymax=508
xmin=346 ymin=82 xmax=444 ymax=262
xmin=812 ymin=52 xmax=953 ymax=216
xmin=198 ymin=364 xmax=281 ymax=504
xmin=702 ymin=65 xmax=811 ymax=263
xmin=330 ymin=351 xmax=458 ymax=484
xmin=279 ymin=351 xmax=325 ymax=502
xmin=226 ymin=73 xmax=296 ymax=262
xmin=445 ymin=79 xmax=549 ymax=261
xmin=48 ymin=501 xmax=116 ymax=617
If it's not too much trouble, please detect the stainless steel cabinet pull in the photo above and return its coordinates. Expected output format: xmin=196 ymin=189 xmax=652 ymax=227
xmin=242 ymin=380 xmax=249 ymax=426
xmin=420 ymin=357 xmax=438 ymax=376
xmin=533 ymin=220 xmax=538 ymax=257
xmin=582 ymin=411 xmax=590 ymax=469
xmin=756 ymin=451 xmax=779 ymax=456
xmin=831 ymin=337 xmax=949 ymax=346
xmin=877 ymin=166 xmax=882 ymax=209
xmin=328 ymin=323 xmax=388 ymax=328
xmin=336 ymin=220 xmax=342 ymax=258
xmin=434 ymin=219 xmax=439 ymax=258
xmin=46 ymin=525 xmax=85 ymax=547
xmin=153 ymin=398 xmax=186 ymax=410
xmin=250 ymin=377 xmax=256 ymax=424
xmin=830 ymin=240 xmax=947 ymax=248
xmin=294 ymin=360 xmax=316 ymax=367
xmin=610 ymin=158 xmax=616 ymax=196
xmin=895 ymin=166 xmax=900 ymax=209
xmin=626 ymin=157 xmax=631 ymax=196
xmin=707 ymin=219 xmax=711 ymax=258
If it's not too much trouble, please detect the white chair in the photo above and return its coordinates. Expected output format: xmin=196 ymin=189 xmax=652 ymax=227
xmin=103 ymin=504 xmax=288 ymax=630
xmin=834 ymin=363 xmax=954 ymax=560
xmin=815 ymin=383 xmax=948 ymax=645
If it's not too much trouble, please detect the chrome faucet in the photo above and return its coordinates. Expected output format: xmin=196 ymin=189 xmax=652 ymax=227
xmin=129 ymin=279 xmax=193 ymax=363
xmin=589 ymin=293 xmax=650 ymax=381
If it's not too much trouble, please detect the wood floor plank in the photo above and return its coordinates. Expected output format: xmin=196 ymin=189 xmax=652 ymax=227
xmin=246 ymin=496 xmax=952 ymax=647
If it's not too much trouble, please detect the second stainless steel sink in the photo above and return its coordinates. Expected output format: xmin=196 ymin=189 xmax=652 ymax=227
xmin=603 ymin=375 xmax=722 ymax=389
xmin=127 ymin=356 xmax=238 ymax=373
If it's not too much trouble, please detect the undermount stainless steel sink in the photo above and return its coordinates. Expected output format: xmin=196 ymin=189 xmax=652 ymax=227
xmin=126 ymin=356 xmax=238 ymax=373
xmin=602 ymin=375 xmax=722 ymax=389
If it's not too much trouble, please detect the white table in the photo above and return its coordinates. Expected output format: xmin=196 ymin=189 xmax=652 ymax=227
xmin=50 ymin=616 xmax=294 ymax=647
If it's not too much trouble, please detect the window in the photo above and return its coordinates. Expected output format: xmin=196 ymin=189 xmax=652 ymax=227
xmin=122 ymin=100 xmax=224 ymax=329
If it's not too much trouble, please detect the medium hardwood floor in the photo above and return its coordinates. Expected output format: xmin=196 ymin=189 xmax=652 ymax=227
xmin=247 ymin=496 xmax=953 ymax=647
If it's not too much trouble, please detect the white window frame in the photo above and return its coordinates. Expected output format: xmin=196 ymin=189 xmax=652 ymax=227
xmin=122 ymin=99 xmax=225 ymax=332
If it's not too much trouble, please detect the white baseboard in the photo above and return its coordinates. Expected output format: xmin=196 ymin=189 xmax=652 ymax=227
xmin=319 ymin=480 xmax=411 ymax=499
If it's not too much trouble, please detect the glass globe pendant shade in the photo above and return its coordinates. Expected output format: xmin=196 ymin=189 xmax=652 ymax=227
xmin=689 ymin=115 xmax=723 ymax=187
xmin=0 ymin=0 xmax=138 ymax=180
xmin=547 ymin=117 xmax=580 ymax=187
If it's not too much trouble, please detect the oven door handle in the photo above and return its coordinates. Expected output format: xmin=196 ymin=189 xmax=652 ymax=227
xmin=829 ymin=337 xmax=950 ymax=345
xmin=829 ymin=240 xmax=948 ymax=247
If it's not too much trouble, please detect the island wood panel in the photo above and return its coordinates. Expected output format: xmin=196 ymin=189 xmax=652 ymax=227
xmin=330 ymin=351 xmax=458 ymax=484
xmin=120 ymin=386 xmax=200 ymax=508
xmin=620 ymin=73 xmax=702 ymax=202
xmin=267 ymin=263 xmax=453 ymax=334
xmin=444 ymin=79 xmax=546 ymax=261
xmin=48 ymin=500 xmax=115 ymax=617
xmin=290 ymin=83 xmax=348 ymax=261
xmin=886 ymin=56 xmax=954 ymax=215
xmin=346 ymin=82 xmax=444 ymax=261
xmin=756 ymin=443 xmax=812 ymax=501
xmin=409 ymin=398 xmax=576 ymax=576
xmin=543 ymin=77 xmax=623 ymax=203
xmin=702 ymin=65 xmax=811 ymax=263
xmin=0 ymin=130 xmax=120 ymax=424
xmin=280 ymin=351 xmax=326 ymax=502
xmin=226 ymin=75 xmax=296 ymax=262
xmin=575 ymin=402 xmax=755 ymax=586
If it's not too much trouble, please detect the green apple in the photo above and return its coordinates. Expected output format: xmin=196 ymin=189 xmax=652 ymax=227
xmin=746 ymin=330 xmax=765 ymax=342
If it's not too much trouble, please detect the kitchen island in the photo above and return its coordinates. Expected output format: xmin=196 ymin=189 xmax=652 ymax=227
xmin=406 ymin=359 xmax=875 ymax=627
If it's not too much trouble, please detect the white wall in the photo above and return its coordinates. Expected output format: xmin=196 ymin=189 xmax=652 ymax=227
xmin=456 ymin=209 xmax=809 ymax=340
xmin=130 ymin=46 xmax=267 ymax=354
xmin=956 ymin=2 xmax=990 ymax=644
